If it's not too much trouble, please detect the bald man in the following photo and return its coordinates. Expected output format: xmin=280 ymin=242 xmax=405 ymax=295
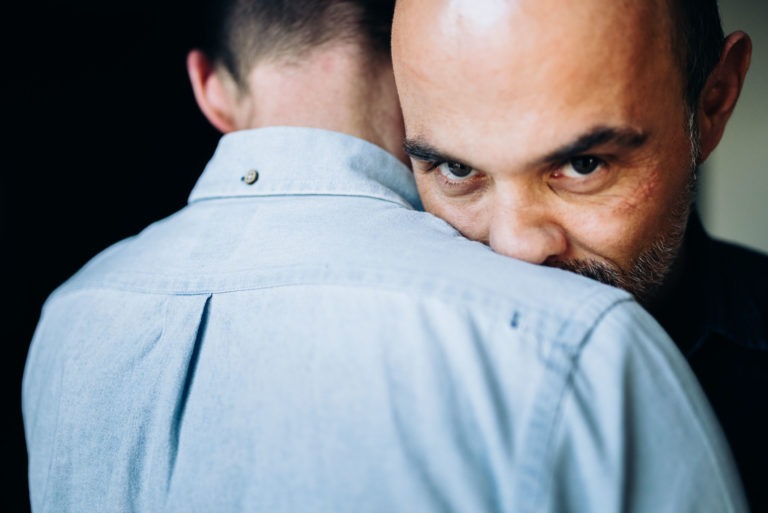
xmin=392 ymin=0 xmax=767 ymax=510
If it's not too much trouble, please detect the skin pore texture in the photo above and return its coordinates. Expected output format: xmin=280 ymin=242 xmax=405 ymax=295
xmin=392 ymin=0 xmax=749 ymax=306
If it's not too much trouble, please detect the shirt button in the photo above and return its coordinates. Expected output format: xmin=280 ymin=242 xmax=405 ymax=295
xmin=242 ymin=169 xmax=259 ymax=185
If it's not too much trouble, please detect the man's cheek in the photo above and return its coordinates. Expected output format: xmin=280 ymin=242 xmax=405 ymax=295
xmin=563 ymin=209 xmax=642 ymax=264
xmin=612 ymin=169 xmax=662 ymax=216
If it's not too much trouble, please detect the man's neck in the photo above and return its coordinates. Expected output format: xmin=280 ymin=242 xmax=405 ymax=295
xmin=238 ymin=45 xmax=407 ymax=164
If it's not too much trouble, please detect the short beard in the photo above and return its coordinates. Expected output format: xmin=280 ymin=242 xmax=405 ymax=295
xmin=546 ymin=197 xmax=689 ymax=305
xmin=547 ymin=111 xmax=699 ymax=306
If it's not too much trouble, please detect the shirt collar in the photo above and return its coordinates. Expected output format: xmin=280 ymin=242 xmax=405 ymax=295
xmin=189 ymin=126 xmax=422 ymax=210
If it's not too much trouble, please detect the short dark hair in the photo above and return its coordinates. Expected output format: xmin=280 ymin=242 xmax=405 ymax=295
xmin=668 ymin=0 xmax=725 ymax=113
xmin=197 ymin=0 xmax=395 ymax=85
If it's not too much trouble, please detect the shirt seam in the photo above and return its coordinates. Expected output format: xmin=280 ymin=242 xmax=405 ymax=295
xmin=515 ymin=295 xmax=635 ymax=513
xmin=188 ymin=190 xmax=416 ymax=210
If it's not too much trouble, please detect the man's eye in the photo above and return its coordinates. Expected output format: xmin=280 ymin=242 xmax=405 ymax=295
xmin=564 ymin=156 xmax=603 ymax=177
xmin=437 ymin=161 xmax=476 ymax=181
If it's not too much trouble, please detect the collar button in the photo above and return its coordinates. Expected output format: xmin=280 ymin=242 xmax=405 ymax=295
xmin=241 ymin=169 xmax=259 ymax=185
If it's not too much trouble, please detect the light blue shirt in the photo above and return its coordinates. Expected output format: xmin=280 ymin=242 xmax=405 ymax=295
xmin=23 ymin=127 xmax=746 ymax=512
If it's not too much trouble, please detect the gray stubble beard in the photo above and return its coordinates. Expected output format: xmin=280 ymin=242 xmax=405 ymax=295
xmin=548 ymin=186 xmax=691 ymax=306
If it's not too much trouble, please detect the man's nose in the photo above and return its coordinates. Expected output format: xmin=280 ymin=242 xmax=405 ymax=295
xmin=487 ymin=202 xmax=567 ymax=265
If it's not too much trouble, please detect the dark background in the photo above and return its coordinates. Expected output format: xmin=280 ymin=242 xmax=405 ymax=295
xmin=3 ymin=2 xmax=219 ymax=510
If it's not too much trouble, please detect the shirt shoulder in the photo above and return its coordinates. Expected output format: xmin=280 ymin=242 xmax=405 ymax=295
xmin=537 ymin=299 xmax=748 ymax=513
xmin=49 ymin=196 xmax=629 ymax=337
xmin=26 ymin=207 xmax=748 ymax=512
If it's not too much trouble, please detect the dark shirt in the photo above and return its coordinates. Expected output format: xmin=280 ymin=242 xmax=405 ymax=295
xmin=654 ymin=210 xmax=768 ymax=513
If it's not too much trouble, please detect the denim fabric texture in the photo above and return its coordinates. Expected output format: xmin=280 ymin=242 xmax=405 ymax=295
xmin=23 ymin=127 xmax=747 ymax=512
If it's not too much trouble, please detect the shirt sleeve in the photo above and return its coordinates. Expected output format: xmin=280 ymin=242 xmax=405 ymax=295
xmin=545 ymin=299 xmax=748 ymax=513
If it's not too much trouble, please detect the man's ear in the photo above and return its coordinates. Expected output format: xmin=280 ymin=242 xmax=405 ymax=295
xmin=186 ymin=50 xmax=243 ymax=133
xmin=697 ymin=31 xmax=752 ymax=163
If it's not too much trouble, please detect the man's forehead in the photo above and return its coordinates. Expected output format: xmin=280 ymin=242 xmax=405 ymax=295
xmin=393 ymin=0 xmax=677 ymax=122
xmin=394 ymin=0 xmax=670 ymax=56
xmin=440 ymin=0 xmax=521 ymax=29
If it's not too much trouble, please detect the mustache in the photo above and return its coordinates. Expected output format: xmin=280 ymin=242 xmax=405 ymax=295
xmin=545 ymin=258 xmax=625 ymax=290
xmin=544 ymin=231 xmax=681 ymax=305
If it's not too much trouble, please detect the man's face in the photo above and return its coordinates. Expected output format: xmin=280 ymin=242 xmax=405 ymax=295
xmin=393 ymin=0 xmax=696 ymax=303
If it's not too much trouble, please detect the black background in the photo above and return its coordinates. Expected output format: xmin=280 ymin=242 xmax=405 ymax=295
xmin=3 ymin=2 xmax=219 ymax=510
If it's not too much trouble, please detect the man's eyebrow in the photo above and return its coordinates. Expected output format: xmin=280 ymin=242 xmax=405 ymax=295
xmin=541 ymin=126 xmax=649 ymax=163
xmin=403 ymin=138 xmax=464 ymax=165
xmin=403 ymin=127 xmax=647 ymax=168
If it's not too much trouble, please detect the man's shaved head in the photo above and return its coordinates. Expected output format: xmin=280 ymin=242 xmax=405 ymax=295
xmin=393 ymin=0 xmax=682 ymax=155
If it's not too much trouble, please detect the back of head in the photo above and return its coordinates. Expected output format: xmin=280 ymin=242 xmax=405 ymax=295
xmin=186 ymin=0 xmax=404 ymax=156
xmin=196 ymin=0 xmax=395 ymax=87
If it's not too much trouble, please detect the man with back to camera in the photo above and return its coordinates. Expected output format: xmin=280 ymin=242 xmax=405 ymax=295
xmin=23 ymin=1 xmax=747 ymax=511
xmin=392 ymin=0 xmax=767 ymax=509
